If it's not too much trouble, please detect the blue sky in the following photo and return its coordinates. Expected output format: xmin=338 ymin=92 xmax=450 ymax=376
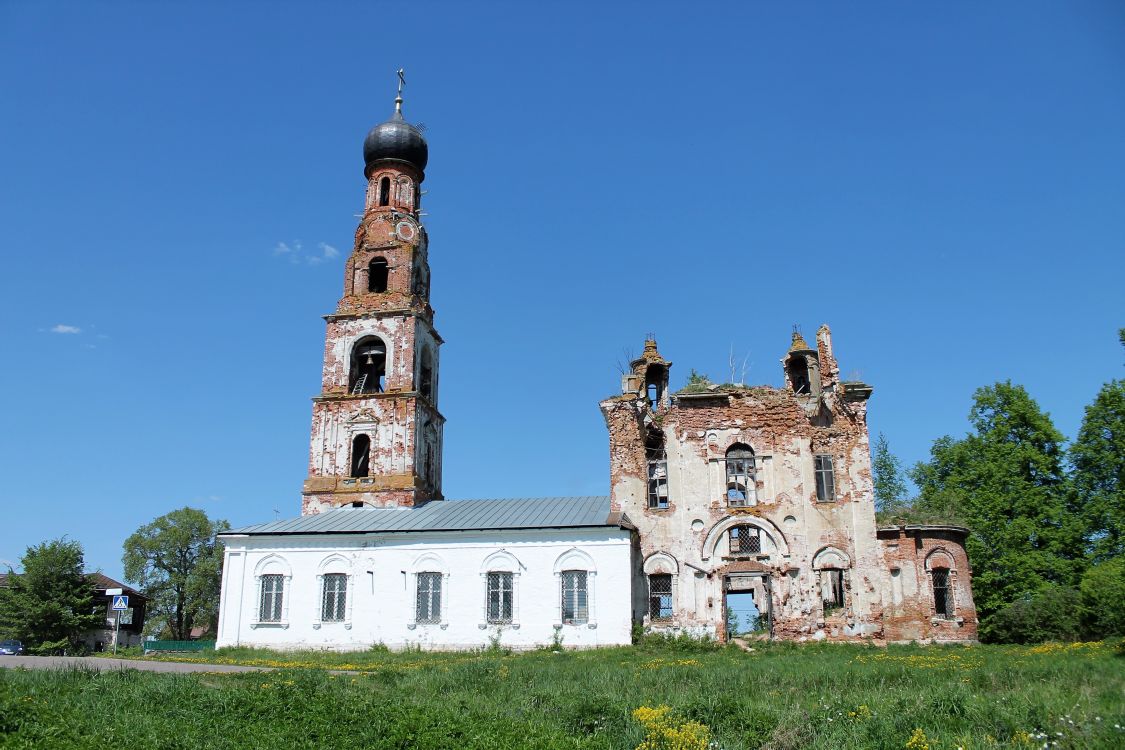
xmin=1 ymin=2 xmax=1122 ymax=581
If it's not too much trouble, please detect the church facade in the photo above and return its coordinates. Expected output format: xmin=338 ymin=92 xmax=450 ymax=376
xmin=215 ymin=85 xmax=977 ymax=650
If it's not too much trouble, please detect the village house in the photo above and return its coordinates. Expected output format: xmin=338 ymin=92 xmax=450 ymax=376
xmin=215 ymin=82 xmax=977 ymax=650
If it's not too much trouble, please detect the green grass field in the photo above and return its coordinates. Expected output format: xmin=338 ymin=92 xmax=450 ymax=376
xmin=2 ymin=640 xmax=1123 ymax=749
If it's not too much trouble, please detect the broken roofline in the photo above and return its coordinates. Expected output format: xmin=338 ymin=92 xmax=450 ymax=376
xmin=877 ymin=524 xmax=972 ymax=536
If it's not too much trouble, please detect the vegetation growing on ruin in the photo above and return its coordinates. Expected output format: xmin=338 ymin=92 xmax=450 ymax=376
xmin=5 ymin=640 xmax=1123 ymax=749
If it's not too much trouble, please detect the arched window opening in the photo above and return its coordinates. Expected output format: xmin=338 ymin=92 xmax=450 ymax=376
xmin=726 ymin=443 xmax=755 ymax=506
xmin=411 ymin=258 xmax=430 ymax=298
xmin=425 ymin=424 xmax=438 ymax=486
xmin=645 ymin=365 xmax=666 ymax=410
xmin=931 ymin=568 xmax=954 ymax=618
xmin=646 ymin=430 xmax=669 ymax=509
xmin=727 ymin=525 xmax=761 ymax=556
xmin=418 ymin=349 xmax=434 ymax=400
xmin=349 ymin=337 xmax=386 ymax=394
xmin=378 ymin=177 xmax=390 ymax=206
xmin=368 ymin=258 xmax=389 ymax=293
xmin=350 ymin=434 xmax=370 ymax=478
xmin=788 ymin=356 xmax=811 ymax=395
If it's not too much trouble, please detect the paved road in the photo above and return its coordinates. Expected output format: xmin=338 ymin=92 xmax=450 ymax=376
xmin=0 ymin=655 xmax=266 ymax=674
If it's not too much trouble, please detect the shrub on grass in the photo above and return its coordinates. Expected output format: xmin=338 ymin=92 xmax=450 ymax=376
xmin=1080 ymin=557 xmax=1125 ymax=638
xmin=987 ymin=584 xmax=1082 ymax=643
xmin=635 ymin=630 xmax=720 ymax=653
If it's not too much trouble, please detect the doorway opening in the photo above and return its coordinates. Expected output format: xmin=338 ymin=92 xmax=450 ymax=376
xmin=723 ymin=573 xmax=772 ymax=641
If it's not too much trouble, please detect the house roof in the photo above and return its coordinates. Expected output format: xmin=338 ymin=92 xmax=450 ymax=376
xmin=0 ymin=572 xmax=147 ymax=600
xmin=90 ymin=573 xmax=147 ymax=600
xmin=221 ymin=496 xmax=630 ymax=537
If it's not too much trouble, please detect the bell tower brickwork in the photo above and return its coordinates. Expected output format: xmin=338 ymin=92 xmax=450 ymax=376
xmin=301 ymin=93 xmax=443 ymax=514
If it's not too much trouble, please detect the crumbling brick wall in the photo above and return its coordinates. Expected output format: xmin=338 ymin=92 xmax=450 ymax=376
xmin=601 ymin=327 xmax=973 ymax=643
xmin=877 ymin=526 xmax=978 ymax=643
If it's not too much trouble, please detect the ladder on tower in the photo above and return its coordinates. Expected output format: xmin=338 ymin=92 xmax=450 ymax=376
xmin=351 ymin=375 xmax=368 ymax=394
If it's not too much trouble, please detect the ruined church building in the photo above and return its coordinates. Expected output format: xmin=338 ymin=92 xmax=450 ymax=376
xmin=216 ymin=82 xmax=977 ymax=649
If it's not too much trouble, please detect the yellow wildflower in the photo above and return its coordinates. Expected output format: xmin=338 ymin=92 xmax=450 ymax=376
xmin=905 ymin=728 xmax=930 ymax=750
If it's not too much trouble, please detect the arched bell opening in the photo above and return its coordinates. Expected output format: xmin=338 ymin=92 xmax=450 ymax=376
xmin=349 ymin=336 xmax=387 ymax=394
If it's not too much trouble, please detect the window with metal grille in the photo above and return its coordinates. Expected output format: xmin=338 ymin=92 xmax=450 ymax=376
xmin=814 ymin=454 xmax=836 ymax=502
xmin=728 ymin=525 xmax=761 ymax=555
xmin=487 ymin=572 xmax=514 ymax=624
xmin=321 ymin=573 xmax=347 ymax=622
xmin=932 ymin=568 xmax=953 ymax=618
xmin=561 ymin=570 xmax=588 ymax=624
xmin=259 ymin=574 xmax=283 ymax=622
xmin=820 ymin=569 xmax=845 ymax=613
xmin=416 ymin=572 xmax=442 ymax=624
xmin=646 ymin=431 xmax=669 ymax=509
xmin=726 ymin=444 xmax=755 ymax=506
xmin=648 ymin=574 xmax=673 ymax=621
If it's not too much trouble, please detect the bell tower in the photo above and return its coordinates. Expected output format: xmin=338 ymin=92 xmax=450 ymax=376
xmin=302 ymin=72 xmax=443 ymax=514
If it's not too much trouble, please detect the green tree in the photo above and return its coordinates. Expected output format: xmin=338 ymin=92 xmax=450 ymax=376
xmin=872 ymin=432 xmax=909 ymax=514
xmin=122 ymin=507 xmax=229 ymax=640
xmin=911 ymin=382 xmax=1083 ymax=641
xmin=1070 ymin=378 xmax=1125 ymax=562
xmin=0 ymin=538 xmax=102 ymax=654
xmin=1079 ymin=556 xmax=1125 ymax=638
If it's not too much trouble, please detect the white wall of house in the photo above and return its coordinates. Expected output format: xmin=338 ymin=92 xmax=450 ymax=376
xmin=216 ymin=526 xmax=633 ymax=651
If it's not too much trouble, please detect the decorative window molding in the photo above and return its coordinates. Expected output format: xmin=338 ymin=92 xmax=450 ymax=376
xmin=811 ymin=546 xmax=851 ymax=571
xmin=408 ymin=552 xmax=449 ymax=630
xmin=702 ymin=517 xmax=788 ymax=562
xmin=479 ymin=550 xmax=523 ymax=629
xmin=251 ymin=554 xmax=291 ymax=628
xmin=313 ymin=555 xmax=354 ymax=630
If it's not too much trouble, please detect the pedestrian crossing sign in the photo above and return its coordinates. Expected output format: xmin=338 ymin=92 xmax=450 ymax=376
xmin=112 ymin=595 xmax=129 ymax=611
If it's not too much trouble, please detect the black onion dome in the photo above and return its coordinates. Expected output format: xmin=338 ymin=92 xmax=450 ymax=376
xmin=363 ymin=110 xmax=428 ymax=175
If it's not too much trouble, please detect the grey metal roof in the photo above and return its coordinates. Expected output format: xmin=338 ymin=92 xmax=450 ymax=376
xmin=222 ymin=496 xmax=619 ymax=537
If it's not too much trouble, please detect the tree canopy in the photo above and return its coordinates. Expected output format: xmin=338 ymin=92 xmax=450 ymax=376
xmin=1070 ymin=378 xmax=1125 ymax=562
xmin=122 ymin=507 xmax=229 ymax=640
xmin=872 ymin=432 xmax=908 ymax=515
xmin=0 ymin=538 xmax=102 ymax=654
xmin=911 ymin=381 xmax=1084 ymax=640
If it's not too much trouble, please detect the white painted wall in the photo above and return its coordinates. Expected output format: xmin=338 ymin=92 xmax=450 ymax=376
xmin=216 ymin=527 xmax=633 ymax=651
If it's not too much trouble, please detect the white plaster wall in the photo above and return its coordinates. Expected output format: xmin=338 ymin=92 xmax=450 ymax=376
xmin=322 ymin=317 xmax=410 ymax=391
xmin=217 ymin=527 xmax=633 ymax=651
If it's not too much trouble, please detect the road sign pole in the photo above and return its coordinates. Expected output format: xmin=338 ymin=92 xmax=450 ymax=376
xmin=109 ymin=594 xmax=129 ymax=655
